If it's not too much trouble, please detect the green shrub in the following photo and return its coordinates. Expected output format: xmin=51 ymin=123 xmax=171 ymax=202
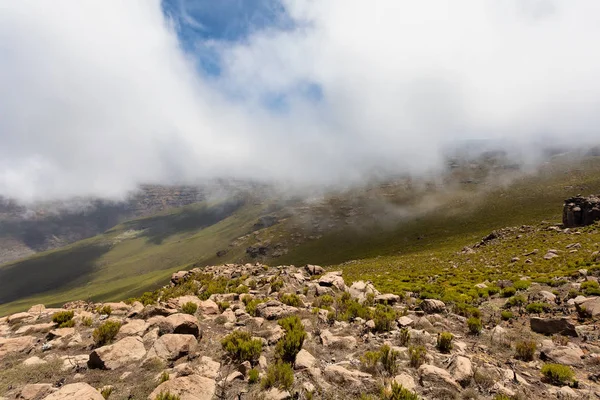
xmin=101 ymin=386 xmax=113 ymax=399
xmin=541 ymin=363 xmax=574 ymax=385
xmin=139 ymin=291 xmax=158 ymax=306
xmin=261 ymin=362 xmax=294 ymax=390
xmin=379 ymin=344 xmax=400 ymax=375
xmin=248 ymin=368 xmax=259 ymax=384
xmin=221 ymin=330 xmax=263 ymax=362
xmin=97 ymin=305 xmax=112 ymax=316
xmin=505 ymin=295 xmax=526 ymax=308
xmin=436 ymin=332 xmax=454 ymax=353
xmin=514 ymin=340 xmax=536 ymax=361
xmin=501 ymin=287 xmax=516 ymax=297
xmin=280 ymin=293 xmax=302 ymax=307
xmin=513 ymin=280 xmax=531 ymax=290
xmin=158 ymin=371 xmax=170 ymax=384
xmin=501 ymin=311 xmax=514 ymax=321
xmin=217 ymin=301 xmax=230 ymax=312
xmin=408 ymin=345 xmax=427 ymax=368
xmin=467 ymin=317 xmax=482 ymax=335
xmin=52 ymin=311 xmax=74 ymax=328
xmin=244 ymin=299 xmax=264 ymax=317
xmin=312 ymin=294 xmax=334 ymax=308
xmin=373 ymin=305 xmax=397 ymax=332
xmin=270 ymin=278 xmax=284 ymax=293
xmin=381 ymin=382 xmax=420 ymax=400
xmin=276 ymin=316 xmax=306 ymax=363
xmin=581 ymin=280 xmax=600 ymax=296
xmin=399 ymin=328 xmax=410 ymax=346
xmin=493 ymin=395 xmax=511 ymax=400
xmin=93 ymin=320 xmax=121 ymax=346
xmin=235 ymin=285 xmax=249 ymax=294
xmin=486 ymin=286 xmax=500 ymax=296
xmin=525 ymin=302 xmax=552 ymax=314
xmin=360 ymin=350 xmax=381 ymax=369
xmin=181 ymin=302 xmax=198 ymax=315
xmin=154 ymin=392 xmax=181 ymax=400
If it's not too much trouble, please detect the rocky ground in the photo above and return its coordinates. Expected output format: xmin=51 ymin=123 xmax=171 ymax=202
xmin=0 ymin=263 xmax=599 ymax=400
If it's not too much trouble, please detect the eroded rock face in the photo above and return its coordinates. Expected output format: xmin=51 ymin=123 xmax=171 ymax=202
xmin=147 ymin=374 xmax=215 ymax=400
xmin=563 ymin=195 xmax=600 ymax=227
xmin=88 ymin=336 xmax=146 ymax=370
xmin=41 ymin=383 xmax=104 ymax=400
xmin=530 ymin=317 xmax=578 ymax=337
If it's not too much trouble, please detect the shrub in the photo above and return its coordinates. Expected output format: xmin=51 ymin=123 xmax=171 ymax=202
xmin=514 ymin=340 xmax=536 ymax=361
xmin=541 ymin=363 xmax=574 ymax=385
xmin=409 ymin=345 xmax=427 ymax=368
xmin=513 ymin=280 xmax=531 ymax=291
xmin=360 ymin=350 xmax=380 ymax=369
xmin=101 ymin=386 xmax=113 ymax=399
xmin=221 ymin=330 xmax=263 ymax=362
xmin=217 ymin=301 xmax=230 ymax=312
xmin=500 ymin=311 xmax=514 ymax=321
xmin=336 ymin=295 xmax=372 ymax=321
xmin=486 ymin=286 xmax=500 ymax=296
xmin=181 ymin=302 xmax=198 ymax=315
xmin=505 ymin=295 xmax=526 ymax=308
xmin=52 ymin=311 xmax=74 ymax=328
xmin=381 ymin=382 xmax=420 ymax=400
xmin=244 ymin=299 xmax=264 ymax=317
xmin=312 ymin=294 xmax=334 ymax=308
xmin=97 ymin=305 xmax=112 ymax=316
xmin=280 ymin=293 xmax=302 ymax=307
xmin=501 ymin=287 xmax=516 ymax=297
xmin=139 ymin=291 xmax=158 ymax=306
xmin=581 ymin=280 xmax=600 ymax=296
xmin=379 ymin=344 xmax=400 ymax=375
xmin=248 ymin=368 xmax=259 ymax=384
xmin=261 ymin=362 xmax=294 ymax=390
xmin=235 ymin=285 xmax=249 ymax=294
xmin=436 ymin=332 xmax=454 ymax=353
xmin=276 ymin=316 xmax=306 ymax=363
xmin=93 ymin=320 xmax=121 ymax=346
xmin=399 ymin=328 xmax=410 ymax=346
xmin=525 ymin=302 xmax=551 ymax=314
xmin=493 ymin=395 xmax=511 ymax=400
xmin=154 ymin=392 xmax=181 ymax=400
xmin=81 ymin=316 xmax=93 ymax=327
xmin=270 ymin=278 xmax=284 ymax=293
xmin=373 ymin=305 xmax=397 ymax=332
xmin=467 ymin=317 xmax=482 ymax=335
xmin=158 ymin=371 xmax=170 ymax=383
xmin=553 ymin=335 xmax=569 ymax=346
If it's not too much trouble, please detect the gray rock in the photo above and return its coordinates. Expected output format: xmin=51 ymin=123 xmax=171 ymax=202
xmin=530 ymin=317 xmax=578 ymax=337
xmin=420 ymin=299 xmax=447 ymax=314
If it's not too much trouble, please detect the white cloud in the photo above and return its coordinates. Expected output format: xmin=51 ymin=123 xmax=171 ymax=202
xmin=1 ymin=0 xmax=599 ymax=201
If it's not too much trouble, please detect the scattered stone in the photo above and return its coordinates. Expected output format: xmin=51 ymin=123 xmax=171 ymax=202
xmin=418 ymin=364 xmax=461 ymax=391
xmin=264 ymin=388 xmax=291 ymax=400
xmin=0 ymin=336 xmax=37 ymax=357
xmin=295 ymin=349 xmax=316 ymax=370
xmin=392 ymin=373 xmax=416 ymax=391
xmin=42 ymin=383 xmax=104 ymax=400
xmin=320 ymin=330 xmax=357 ymax=349
xmin=148 ymin=374 xmax=216 ymax=400
xmin=88 ymin=336 xmax=147 ymax=370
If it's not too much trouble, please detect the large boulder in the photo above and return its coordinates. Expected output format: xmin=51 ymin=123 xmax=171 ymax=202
xmin=320 ymin=330 xmax=357 ymax=350
xmin=145 ymin=334 xmax=197 ymax=362
xmin=171 ymin=270 xmax=192 ymax=285
xmin=164 ymin=313 xmax=201 ymax=337
xmin=450 ymin=356 xmax=473 ymax=385
xmin=0 ymin=336 xmax=37 ymax=357
xmin=118 ymin=319 xmax=149 ymax=336
xmin=318 ymin=272 xmax=346 ymax=291
xmin=530 ymin=317 xmax=578 ymax=337
xmin=575 ymin=296 xmax=600 ymax=318
xmin=148 ymin=374 xmax=215 ymax=400
xmin=88 ymin=336 xmax=146 ymax=370
xmin=541 ymin=346 xmax=584 ymax=367
xmin=563 ymin=195 xmax=600 ymax=227
xmin=295 ymin=349 xmax=317 ymax=370
xmin=420 ymin=299 xmax=447 ymax=314
xmin=42 ymin=383 xmax=104 ymax=400
xmin=418 ymin=364 xmax=461 ymax=391
xmin=324 ymin=365 xmax=373 ymax=386
xmin=305 ymin=264 xmax=325 ymax=276
xmin=256 ymin=300 xmax=297 ymax=320
xmin=20 ymin=383 xmax=54 ymax=400
xmin=198 ymin=300 xmax=219 ymax=315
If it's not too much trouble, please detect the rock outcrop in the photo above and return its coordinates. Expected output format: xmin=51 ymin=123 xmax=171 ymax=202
xmin=563 ymin=195 xmax=600 ymax=227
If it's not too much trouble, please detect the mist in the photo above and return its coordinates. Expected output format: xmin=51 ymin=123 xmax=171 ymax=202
xmin=1 ymin=0 xmax=599 ymax=202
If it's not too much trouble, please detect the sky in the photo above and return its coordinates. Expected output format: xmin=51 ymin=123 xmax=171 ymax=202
xmin=0 ymin=0 xmax=599 ymax=202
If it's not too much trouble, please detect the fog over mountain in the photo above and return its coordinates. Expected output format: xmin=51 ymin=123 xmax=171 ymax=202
xmin=1 ymin=0 xmax=599 ymax=202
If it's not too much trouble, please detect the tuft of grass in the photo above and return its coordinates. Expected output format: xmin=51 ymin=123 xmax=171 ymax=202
xmin=248 ymin=368 xmax=260 ymax=384
xmin=525 ymin=302 xmax=552 ymax=314
xmin=97 ymin=305 xmax=112 ymax=316
xmin=217 ymin=301 xmax=230 ymax=312
xmin=514 ymin=340 xmax=536 ymax=361
xmin=279 ymin=293 xmax=302 ymax=307
xmin=373 ymin=304 xmax=397 ymax=332
xmin=0 ymin=357 xmax=63 ymax=396
xmin=158 ymin=371 xmax=170 ymax=384
xmin=276 ymin=316 xmax=307 ymax=364
xmin=381 ymin=382 xmax=420 ymax=400
xmin=500 ymin=311 xmax=514 ymax=321
xmin=541 ymin=363 xmax=574 ymax=386
xmin=467 ymin=317 xmax=482 ymax=335
xmin=154 ymin=392 xmax=181 ymax=400
xmin=408 ymin=345 xmax=427 ymax=368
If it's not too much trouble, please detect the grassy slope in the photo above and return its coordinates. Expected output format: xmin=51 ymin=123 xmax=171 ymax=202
xmin=0 ymin=199 xmax=265 ymax=315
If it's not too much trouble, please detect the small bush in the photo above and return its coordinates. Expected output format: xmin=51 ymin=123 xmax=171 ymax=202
xmin=381 ymin=382 xmax=420 ymax=400
xmin=505 ymin=295 xmax=526 ymax=308
xmin=221 ymin=330 xmax=263 ymax=362
xmin=158 ymin=371 xmax=170 ymax=383
xmin=97 ymin=305 xmax=112 ymax=316
xmin=379 ymin=344 xmax=400 ymax=375
xmin=52 ymin=311 xmax=74 ymax=328
xmin=217 ymin=301 xmax=230 ymax=312
xmin=276 ymin=316 xmax=306 ymax=363
xmin=270 ymin=278 xmax=284 ymax=293
xmin=280 ymin=293 xmax=302 ymax=307
xmin=101 ymin=386 xmax=113 ymax=399
xmin=500 ymin=311 xmax=514 ymax=321
xmin=541 ymin=363 xmax=574 ymax=385
xmin=493 ymin=395 xmax=511 ymax=400
xmin=244 ymin=299 xmax=264 ymax=317
xmin=181 ymin=302 xmax=198 ymax=315
xmin=139 ymin=291 xmax=158 ymax=306
xmin=514 ymin=340 xmax=536 ymax=361
xmin=409 ymin=345 xmax=427 ymax=368
xmin=360 ymin=350 xmax=381 ymax=369
xmin=154 ymin=392 xmax=181 ymax=400
xmin=581 ymin=280 xmax=600 ymax=296
xmin=553 ymin=335 xmax=569 ymax=346
xmin=467 ymin=317 xmax=482 ymax=335
xmin=261 ymin=361 xmax=294 ymax=390
xmin=312 ymin=294 xmax=334 ymax=308
xmin=248 ymin=368 xmax=259 ymax=384
xmin=501 ymin=287 xmax=516 ymax=297
xmin=436 ymin=332 xmax=454 ymax=353
xmin=235 ymin=285 xmax=249 ymax=294
xmin=399 ymin=328 xmax=410 ymax=346
xmin=373 ymin=305 xmax=397 ymax=332
xmin=513 ymin=280 xmax=531 ymax=291
xmin=525 ymin=302 xmax=551 ymax=314
xmin=93 ymin=320 xmax=121 ymax=346
xmin=81 ymin=316 xmax=93 ymax=327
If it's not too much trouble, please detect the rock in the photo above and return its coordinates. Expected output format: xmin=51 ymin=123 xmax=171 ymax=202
xmin=20 ymin=383 xmax=54 ymax=400
xmin=563 ymin=195 xmax=600 ymax=227
xmin=305 ymin=264 xmax=325 ymax=276
xmin=145 ymin=334 xmax=197 ymax=362
xmin=102 ymin=302 xmax=130 ymax=315
xmin=324 ymin=365 xmax=372 ymax=386
xmin=320 ymin=330 xmax=357 ymax=349
xmin=450 ymin=356 xmax=473 ymax=385
xmin=148 ymin=374 xmax=215 ymax=400
xmin=397 ymin=316 xmax=413 ymax=327
xmin=171 ymin=270 xmax=191 ymax=285
xmin=0 ymin=336 xmax=37 ymax=357
xmin=23 ymin=356 xmax=47 ymax=366
xmin=557 ymin=386 xmax=579 ymax=399
xmin=119 ymin=319 xmax=148 ymax=336
xmin=318 ymin=271 xmax=346 ymax=291
xmin=375 ymin=294 xmax=400 ymax=304
xmin=365 ymin=320 xmax=376 ymax=330
xmin=47 ymin=327 xmax=75 ymax=340
xmin=176 ymin=295 xmax=203 ymax=308
xmin=164 ymin=313 xmax=201 ymax=337
xmin=7 ymin=312 xmax=33 ymax=324
xmin=418 ymin=364 xmax=461 ymax=391
xmin=530 ymin=317 xmax=578 ymax=337
xmin=256 ymin=300 xmax=297 ymax=320
xmin=27 ymin=304 xmax=46 ymax=314
xmin=41 ymin=383 xmax=104 ymax=400
xmin=575 ymin=296 xmax=600 ymax=317
xmin=15 ymin=322 xmax=55 ymax=335
xmin=226 ymin=371 xmax=244 ymax=382
xmin=420 ymin=299 xmax=447 ymax=314
xmin=198 ymin=300 xmax=219 ymax=315
xmin=61 ymin=354 xmax=89 ymax=371
xmin=295 ymin=349 xmax=316 ymax=370
xmin=88 ymin=336 xmax=147 ymax=370
xmin=538 ymin=291 xmax=557 ymax=302
xmin=127 ymin=301 xmax=144 ymax=318
xmin=392 ymin=373 xmax=416 ymax=391
xmin=264 ymin=388 xmax=291 ymax=400
xmin=542 ymin=346 xmax=584 ymax=367
xmin=544 ymin=252 xmax=559 ymax=260
xmin=259 ymin=355 xmax=268 ymax=370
